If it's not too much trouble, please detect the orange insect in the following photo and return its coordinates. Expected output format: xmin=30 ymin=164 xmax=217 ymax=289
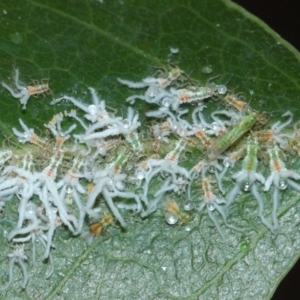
xmin=87 ymin=183 xmax=95 ymax=194
xmin=164 ymin=140 xmax=186 ymax=163
xmin=27 ymin=79 xmax=50 ymax=97
xmin=12 ymin=119 xmax=48 ymax=148
xmin=224 ymin=93 xmax=248 ymax=111
xmin=252 ymin=111 xmax=293 ymax=150
xmin=1 ymin=68 xmax=50 ymax=109
xmin=28 ymin=133 xmax=47 ymax=148
xmin=165 ymin=199 xmax=191 ymax=224
xmin=89 ymin=214 xmax=114 ymax=236
xmin=194 ymin=129 xmax=212 ymax=147
xmin=158 ymin=67 xmax=182 ymax=88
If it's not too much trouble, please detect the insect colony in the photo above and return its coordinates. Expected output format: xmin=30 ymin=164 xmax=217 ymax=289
xmin=0 ymin=66 xmax=299 ymax=291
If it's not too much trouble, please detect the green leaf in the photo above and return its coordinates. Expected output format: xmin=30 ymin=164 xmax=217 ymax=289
xmin=0 ymin=0 xmax=300 ymax=299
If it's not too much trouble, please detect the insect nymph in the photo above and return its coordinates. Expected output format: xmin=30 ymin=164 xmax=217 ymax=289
xmin=1 ymin=69 xmax=50 ymax=109
xmin=207 ymin=112 xmax=258 ymax=161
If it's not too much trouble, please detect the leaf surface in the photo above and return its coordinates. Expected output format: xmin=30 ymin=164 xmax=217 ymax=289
xmin=0 ymin=0 xmax=300 ymax=299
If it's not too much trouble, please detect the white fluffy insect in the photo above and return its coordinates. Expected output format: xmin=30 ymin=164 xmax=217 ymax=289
xmin=0 ymin=245 xmax=28 ymax=291
xmin=254 ymin=111 xmax=294 ymax=149
xmin=199 ymin=177 xmax=240 ymax=241
xmin=2 ymin=68 xmax=50 ymax=109
xmin=83 ymin=107 xmax=141 ymax=141
xmin=226 ymin=141 xmax=273 ymax=232
xmin=117 ymin=67 xmax=182 ymax=105
xmin=264 ymin=145 xmax=300 ymax=231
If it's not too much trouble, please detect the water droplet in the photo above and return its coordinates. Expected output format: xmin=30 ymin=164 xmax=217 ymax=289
xmin=25 ymin=202 xmax=37 ymax=214
xmin=165 ymin=211 xmax=179 ymax=225
xmin=177 ymin=128 xmax=186 ymax=137
xmin=217 ymin=85 xmax=227 ymax=95
xmin=65 ymin=184 xmax=73 ymax=194
xmin=107 ymin=178 xmax=114 ymax=186
xmin=161 ymin=171 xmax=170 ymax=178
xmin=278 ymin=179 xmax=287 ymax=190
xmin=211 ymin=122 xmax=219 ymax=131
xmin=47 ymin=207 xmax=57 ymax=220
xmin=169 ymin=47 xmax=179 ymax=54
xmin=88 ymin=105 xmax=97 ymax=115
xmin=231 ymin=118 xmax=238 ymax=125
xmin=208 ymin=166 xmax=215 ymax=174
xmin=185 ymin=226 xmax=191 ymax=232
xmin=122 ymin=119 xmax=131 ymax=129
xmin=223 ymin=158 xmax=231 ymax=168
xmin=184 ymin=200 xmax=194 ymax=211
xmin=98 ymin=147 xmax=106 ymax=156
xmin=136 ymin=171 xmax=144 ymax=180
xmin=17 ymin=187 xmax=23 ymax=195
xmin=207 ymin=202 xmax=215 ymax=211
xmin=18 ymin=137 xmax=25 ymax=143
xmin=146 ymin=86 xmax=160 ymax=100
xmin=162 ymin=97 xmax=171 ymax=107
xmin=240 ymin=242 xmax=250 ymax=253
xmin=242 ymin=180 xmax=251 ymax=191
xmin=9 ymin=32 xmax=23 ymax=44
xmin=201 ymin=66 xmax=212 ymax=74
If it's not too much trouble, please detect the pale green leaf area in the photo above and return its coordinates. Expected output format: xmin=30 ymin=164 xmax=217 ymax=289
xmin=0 ymin=0 xmax=299 ymax=299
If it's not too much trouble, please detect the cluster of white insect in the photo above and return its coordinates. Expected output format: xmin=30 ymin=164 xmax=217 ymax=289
xmin=0 ymin=67 xmax=300 ymax=290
